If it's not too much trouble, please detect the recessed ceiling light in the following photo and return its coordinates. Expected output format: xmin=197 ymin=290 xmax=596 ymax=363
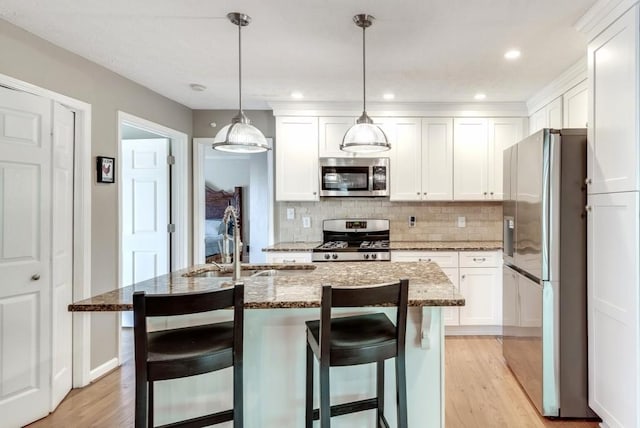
xmin=291 ymin=91 xmax=304 ymax=99
xmin=474 ymin=93 xmax=487 ymax=100
xmin=504 ymin=50 xmax=521 ymax=60
xmin=190 ymin=83 xmax=206 ymax=92
xmin=383 ymin=93 xmax=395 ymax=100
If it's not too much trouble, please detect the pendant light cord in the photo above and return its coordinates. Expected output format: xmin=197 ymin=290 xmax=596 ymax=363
xmin=362 ymin=24 xmax=366 ymax=114
xmin=238 ymin=22 xmax=242 ymax=113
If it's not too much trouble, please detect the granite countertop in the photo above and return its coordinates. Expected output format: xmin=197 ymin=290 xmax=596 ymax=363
xmin=389 ymin=241 xmax=503 ymax=251
xmin=263 ymin=240 xmax=502 ymax=252
xmin=69 ymin=261 xmax=464 ymax=311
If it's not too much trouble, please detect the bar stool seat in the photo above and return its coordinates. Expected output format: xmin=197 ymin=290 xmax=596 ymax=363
xmin=305 ymin=280 xmax=409 ymax=428
xmin=305 ymin=313 xmax=398 ymax=366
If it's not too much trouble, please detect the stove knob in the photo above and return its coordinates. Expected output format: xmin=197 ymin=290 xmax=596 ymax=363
xmin=364 ymin=254 xmax=370 ymax=260
xmin=331 ymin=253 xmax=338 ymax=260
xmin=324 ymin=254 xmax=331 ymax=260
xmin=371 ymin=253 xmax=377 ymax=260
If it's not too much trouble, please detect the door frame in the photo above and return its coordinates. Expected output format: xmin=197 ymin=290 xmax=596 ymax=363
xmin=0 ymin=72 xmax=93 ymax=388
xmin=116 ymin=112 xmax=190 ymax=358
xmin=192 ymin=137 xmax=275 ymax=263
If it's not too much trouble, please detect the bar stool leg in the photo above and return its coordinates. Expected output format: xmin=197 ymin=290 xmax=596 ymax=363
xmin=148 ymin=381 xmax=154 ymax=428
xmin=305 ymin=343 xmax=314 ymax=428
xmin=319 ymin=359 xmax=331 ymax=427
xmin=234 ymin=362 xmax=243 ymax=428
xmin=377 ymin=360 xmax=385 ymax=426
xmin=135 ymin=372 xmax=147 ymax=428
xmin=396 ymin=354 xmax=408 ymax=428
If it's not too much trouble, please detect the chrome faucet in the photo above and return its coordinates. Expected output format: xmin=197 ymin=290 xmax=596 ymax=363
xmin=221 ymin=205 xmax=243 ymax=281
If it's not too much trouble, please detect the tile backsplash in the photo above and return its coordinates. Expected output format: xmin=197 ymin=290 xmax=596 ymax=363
xmin=275 ymin=200 xmax=502 ymax=242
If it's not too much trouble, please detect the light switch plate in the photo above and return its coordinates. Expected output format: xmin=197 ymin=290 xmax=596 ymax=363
xmin=457 ymin=216 xmax=466 ymax=228
xmin=286 ymin=208 xmax=295 ymax=220
xmin=302 ymin=216 xmax=311 ymax=228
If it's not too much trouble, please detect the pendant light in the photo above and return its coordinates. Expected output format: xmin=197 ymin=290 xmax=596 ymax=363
xmin=212 ymin=12 xmax=271 ymax=153
xmin=341 ymin=14 xmax=390 ymax=153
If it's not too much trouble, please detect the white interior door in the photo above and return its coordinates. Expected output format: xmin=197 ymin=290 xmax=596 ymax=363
xmin=51 ymin=102 xmax=74 ymax=409
xmin=0 ymin=86 xmax=52 ymax=426
xmin=121 ymin=139 xmax=169 ymax=322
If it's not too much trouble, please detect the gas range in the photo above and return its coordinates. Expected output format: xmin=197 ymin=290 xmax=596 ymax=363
xmin=312 ymin=219 xmax=390 ymax=262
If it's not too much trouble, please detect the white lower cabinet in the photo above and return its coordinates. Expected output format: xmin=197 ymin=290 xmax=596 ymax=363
xmin=265 ymin=252 xmax=312 ymax=264
xmin=459 ymin=267 xmax=502 ymax=326
xmin=391 ymin=250 xmax=501 ymax=334
xmin=587 ymin=191 xmax=639 ymax=428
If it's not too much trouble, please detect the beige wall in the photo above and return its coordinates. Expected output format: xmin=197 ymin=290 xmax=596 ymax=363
xmin=276 ymin=200 xmax=503 ymax=242
xmin=0 ymin=19 xmax=193 ymax=369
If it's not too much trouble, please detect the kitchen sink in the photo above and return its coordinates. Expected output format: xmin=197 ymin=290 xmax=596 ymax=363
xmin=187 ymin=264 xmax=316 ymax=278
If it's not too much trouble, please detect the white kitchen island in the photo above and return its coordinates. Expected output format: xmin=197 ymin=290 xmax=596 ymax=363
xmin=70 ymin=262 xmax=462 ymax=427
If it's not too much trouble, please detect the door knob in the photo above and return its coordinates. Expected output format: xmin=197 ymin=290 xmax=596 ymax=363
xmin=31 ymin=274 xmax=41 ymax=281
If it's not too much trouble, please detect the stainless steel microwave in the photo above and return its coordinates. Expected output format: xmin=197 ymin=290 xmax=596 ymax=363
xmin=319 ymin=158 xmax=389 ymax=197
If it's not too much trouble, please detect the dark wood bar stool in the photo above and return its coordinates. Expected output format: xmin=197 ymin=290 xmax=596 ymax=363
xmin=305 ymin=279 xmax=409 ymax=428
xmin=133 ymin=284 xmax=244 ymax=428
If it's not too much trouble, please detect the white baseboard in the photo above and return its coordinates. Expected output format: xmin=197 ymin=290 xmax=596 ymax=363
xmin=89 ymin=357 xmax=119 ymax=382
xmin=445 ymin=325 xmax=503 ymax=336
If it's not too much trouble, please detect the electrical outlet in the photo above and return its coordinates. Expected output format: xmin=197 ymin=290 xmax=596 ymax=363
xmin=409 ymin=216 xmax=416 ymax=227
xmin=457 ymin=216 xmax=466 ymax=228
xmin=302 ymin=216 xmax=311 ymax=228
xmin=286 ymin=208 xmax=295 ymax=220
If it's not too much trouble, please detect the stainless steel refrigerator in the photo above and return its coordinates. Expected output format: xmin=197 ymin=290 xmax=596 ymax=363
xmin=502 ymin=128 xmax=597 ymax=418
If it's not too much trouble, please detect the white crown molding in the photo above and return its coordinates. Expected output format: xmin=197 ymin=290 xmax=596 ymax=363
xmin=526 ymin=58 xmax=588 ymax=115
xmin=268 ymin=101 xmax=529 ymax=118
xmin=575 ymin=0 xmax=639 ymax=41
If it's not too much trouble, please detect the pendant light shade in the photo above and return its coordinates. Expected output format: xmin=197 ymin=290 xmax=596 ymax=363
xmin=213 ymin=13 xmax=271 ymax=153
xmin=341 ymin=14 xmax=390 ymax=153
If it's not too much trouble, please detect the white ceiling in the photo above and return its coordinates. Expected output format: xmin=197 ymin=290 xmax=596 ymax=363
xmin=0 ymin=0 xmax=596 ymax=109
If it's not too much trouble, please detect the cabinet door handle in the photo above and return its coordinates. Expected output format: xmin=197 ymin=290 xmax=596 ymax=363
xmin=585 ymin=177 xmax=592 ymax=185
xmin=417 ymin=192 xmax=420 ymax=195
xmin=483 ymin=192 xmax=488 ymax=196
xmin=423 ymin=192 xmax=427 ymax=195
xmin=312 ymin=192 xmax=317 ymax=196
xmin=490 ymin=191 xmax=494 ymax=195
xmin=31 ymin=273 xmax=41 ymax=281
xmin=585 ymin=205 xmax=592 ymax=212
xmin=461 ymin=274 xmax=466 ymax=280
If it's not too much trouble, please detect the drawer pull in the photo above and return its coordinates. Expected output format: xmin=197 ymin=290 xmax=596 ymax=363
xmin=472 ymin=257 xmax=487 ymax=262
xmin=418 ymin=258 xmax=432 ymax=262
xmin=282 ymin=259 xmax=296 ymax=263
xmin=461 ymin=274 xmax=466 ymax=280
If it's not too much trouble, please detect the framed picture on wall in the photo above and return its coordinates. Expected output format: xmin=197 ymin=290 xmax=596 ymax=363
xmin=97 ymin=156 xmax=115 ymax=183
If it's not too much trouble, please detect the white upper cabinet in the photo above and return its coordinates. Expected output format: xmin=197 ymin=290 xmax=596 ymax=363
xmin=454 ymin=118 xmax=522 ymax=200
xmin=275 ymin=116 xmax=319 ymax=201
xmin=387 ymin=118 xmax=422 ymax=201
xmin=454 ymin=118 xmax=489 ymax=200
xmin=488 ymin=118 xmax=524 ymax=201
xmin=389 ymin=117 xmax=453 ymax=201
xmin=422 ymin=118 xmax=454 ymax=201
xmin=588 ymin=7 xmax=639 ymax=194
xmin=563 ymin=80 xmax=588 ymax=128
xmin=529 ymin=96 xmax=563 ymax=135
xmin=318 ymin=116 xmax=356 ymax=158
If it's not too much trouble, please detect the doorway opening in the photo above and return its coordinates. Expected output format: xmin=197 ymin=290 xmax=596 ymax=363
xmin=117 ymin=112 xmax=189 ymax=361
xmin=193 ymin=138 xmax=274 ymax=264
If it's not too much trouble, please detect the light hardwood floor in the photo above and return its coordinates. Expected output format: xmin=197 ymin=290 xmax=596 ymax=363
xmin=28 ymin=333 xmax=600 ymax=427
